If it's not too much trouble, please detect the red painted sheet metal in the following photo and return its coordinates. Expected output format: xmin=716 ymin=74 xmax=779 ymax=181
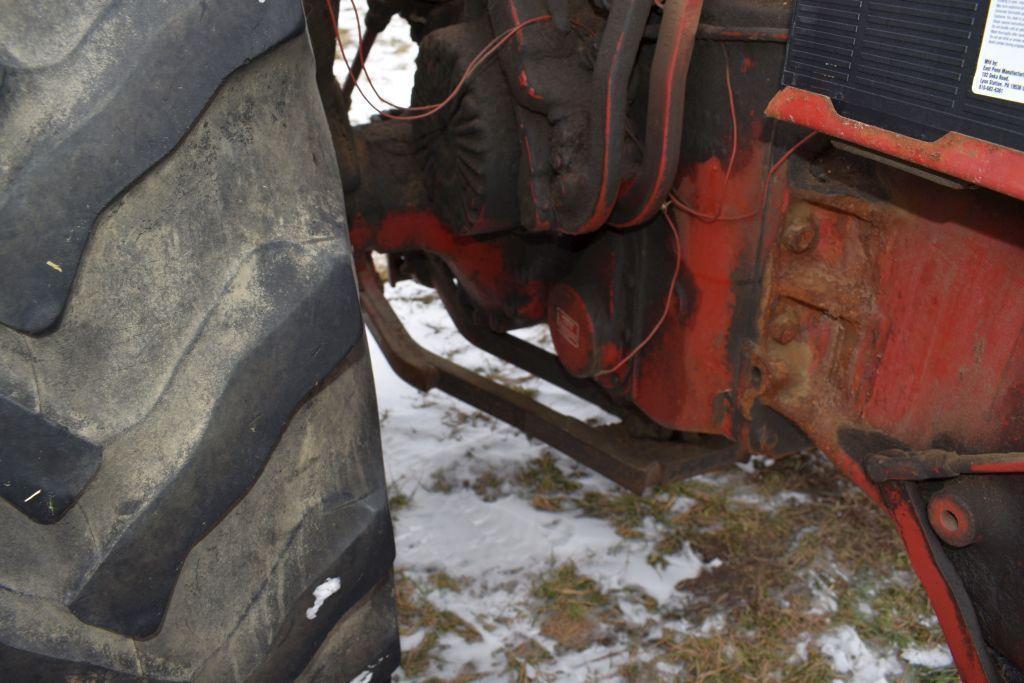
xmin=764 ymin=169 xmax=1024 ymax=454
xmin=350 ymin=210 xmax=549 ymax=322
xmin=859 ymin=193 xmax=1024 ymax=452
xmin=765 ymin=87 xmax=1024 ymax=203
xmin=627 ymin=146 xmax=775 ymax=435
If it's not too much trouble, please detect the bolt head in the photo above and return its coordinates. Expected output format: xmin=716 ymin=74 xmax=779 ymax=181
xmin=770 ymin=307 xmax=798 ymax=344
xmin=783 ymin=221 xmax=817 ymax=253
xmin=769 ymin=313 xmax=799 ymax=345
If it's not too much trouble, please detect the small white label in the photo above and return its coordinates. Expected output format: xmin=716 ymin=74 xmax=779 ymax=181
xmin=972 ymin=0 xmax=1024 ymax=103
xmin=555 ymin=307 xmax=580 ymax=348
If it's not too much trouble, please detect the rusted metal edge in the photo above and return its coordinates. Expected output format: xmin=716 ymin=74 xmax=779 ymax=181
xmin=695 ymin=25 xmax=789 ymax=42
xmin=765 ymin=86 xmax=1024 ymax=203
xmin=425 ymin=258 xmax=632 ymax=419
xmin=356 ymin=256 xmax=744 ymax=493
xmin=865 ymin=448 xmax=1024 ymax=483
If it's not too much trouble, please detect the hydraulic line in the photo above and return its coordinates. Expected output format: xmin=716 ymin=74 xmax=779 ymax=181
xmin=609 ymin=0 xmax=705 ymax=227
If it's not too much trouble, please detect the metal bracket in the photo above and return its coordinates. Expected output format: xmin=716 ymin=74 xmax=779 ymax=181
xmin=357 ymin=255 xmax=745 ymax=493
xmin=424 ymin=256 xmax=678 ymax=441
xmin=865 ymin=449 xmax=1024 ymax=483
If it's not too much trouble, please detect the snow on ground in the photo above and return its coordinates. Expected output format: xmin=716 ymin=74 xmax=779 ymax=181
xmin=816 ymin=627 xmax=902 ymax=683
xmin=332 ymin=7 xmax=958 ymax=682
xmin=363 ymin=281 xmax=956 ymax=683
xmin=367 ymin=281 xmax=700 ymax=680
xmin=901 ymin=646 xmax=955 ymax=670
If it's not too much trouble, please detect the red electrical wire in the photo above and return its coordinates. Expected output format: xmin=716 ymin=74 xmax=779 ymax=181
xmin=669 ymin=130 xmax=817 ymax=221
xmin=594 ymin=206 xmax=682 ymax=377
xmin=669 ymin=44 xmax=739 ymax=222
xmin=668 ymin=46 xmax=818 ymax=222
xmin=342 ymin=0 xmax=431 ymax=111
xmin=594 ymin=130 xmax=816 ymax=378
xmin=326 ymin=0 xmax=551 ymax=121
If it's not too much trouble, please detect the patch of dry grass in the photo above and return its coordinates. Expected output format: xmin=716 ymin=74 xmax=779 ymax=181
xmin=659 ymin=453 xmax=954 ymax=681
xmin=427 ymin=467 xmax=456 ymax=494
xmin=517 ymin=452 xmax=582 ymax=495
xmin=532 ymin=563 xmax=615 ymax=651
xmin=394 ymin=571 xmax=482 ymax=679
xmin=471 ymin=469 xmax=505 ymax=501
xmin=578 ymin=488 xmax=682 ymax=539
xmin=552 ymin=452 xmax=953 ymax=680
xmin=835 ymin=573 xmax=948 ymax=652
xmin=663 ymin=620 xmax=834 ymax=683
xmin=388 ymin=487 xmax=412 ymax=514
xmin=503 ymin=638 xmax=553 ymax=682
xmin=429 ymin=570 xmax=464 ymax=593
xmin=394 ymin=451 xmax=957 ymax=680
xmin=517 ymin=452 xmax=582 ymax=511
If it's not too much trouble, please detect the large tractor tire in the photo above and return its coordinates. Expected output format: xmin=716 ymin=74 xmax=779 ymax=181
xmin=0 ymin=1 xmax=398 ymax=680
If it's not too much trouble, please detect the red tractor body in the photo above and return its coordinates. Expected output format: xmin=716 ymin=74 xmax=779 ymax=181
xmin=310 ymin=0 xmax=1024 ymax=677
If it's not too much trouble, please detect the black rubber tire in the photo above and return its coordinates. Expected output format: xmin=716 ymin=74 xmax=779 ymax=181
xmin=0 ymin=2 xmax=398 ymax=681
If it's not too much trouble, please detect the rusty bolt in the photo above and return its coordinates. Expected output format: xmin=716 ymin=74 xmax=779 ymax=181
xmin=927 ymin=491 xmax=979 ymax=547
xmin=768 ymin=310 xmax=799 ymax=345
xmin=783 ymin=219 xmax=817 ymax=254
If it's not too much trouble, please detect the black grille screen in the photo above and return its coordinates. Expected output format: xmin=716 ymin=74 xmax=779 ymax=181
xmin=781 ymin=0 xmax=1024 ymax=152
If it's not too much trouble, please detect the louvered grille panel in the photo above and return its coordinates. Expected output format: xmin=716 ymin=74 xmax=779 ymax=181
xmin=782 ymin=0 xmax=1024 ymax=151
